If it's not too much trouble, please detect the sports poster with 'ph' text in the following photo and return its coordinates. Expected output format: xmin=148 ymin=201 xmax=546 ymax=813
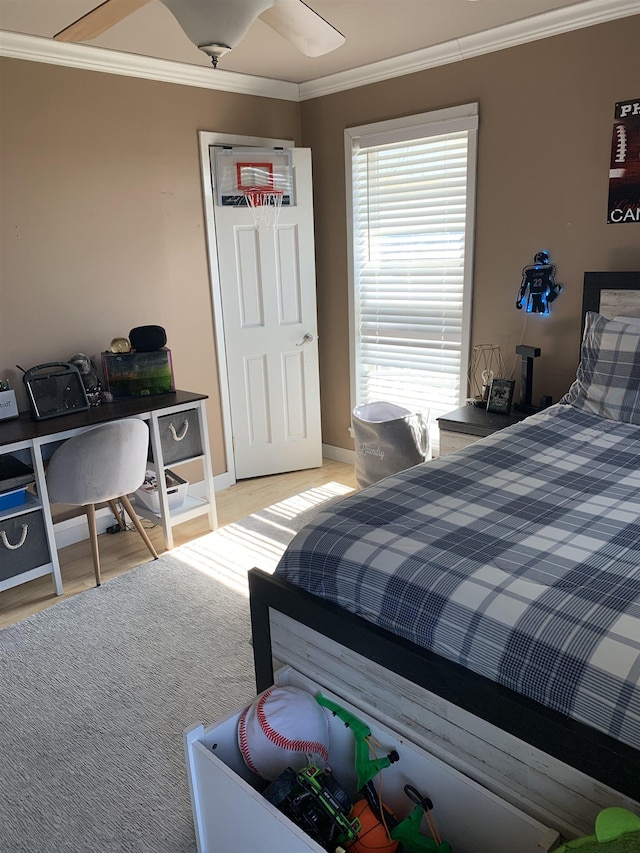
xmin=608 ymin=97 xmax=640 ymax=224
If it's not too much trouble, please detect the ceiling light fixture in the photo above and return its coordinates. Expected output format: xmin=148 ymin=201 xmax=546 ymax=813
xmin=160 ymin=0 xmax=345 ymax=68
xmin=161 ymin=0 xmax=272 ymax=67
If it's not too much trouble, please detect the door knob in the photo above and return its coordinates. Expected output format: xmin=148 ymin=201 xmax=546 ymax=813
xmin=296 ymin=333 xmax=314 ymax=346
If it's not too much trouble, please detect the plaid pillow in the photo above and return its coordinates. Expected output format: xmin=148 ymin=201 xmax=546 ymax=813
xmin=561 ymin=312 xmax=640 ymax=424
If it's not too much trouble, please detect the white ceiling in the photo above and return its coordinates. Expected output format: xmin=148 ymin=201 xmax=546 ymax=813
xmin=0 ymin=0 xmax=631 ymax=84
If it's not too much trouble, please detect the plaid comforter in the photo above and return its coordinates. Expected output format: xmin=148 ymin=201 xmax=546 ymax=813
xmin=276 ymin=404 xmax=640 ymax=750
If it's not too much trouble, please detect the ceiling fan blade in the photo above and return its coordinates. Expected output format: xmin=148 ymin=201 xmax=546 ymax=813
xmin=259 ymin=0 xmax=345 ymax=57
xmin=54 ymin=0 xmax=151 ymax=43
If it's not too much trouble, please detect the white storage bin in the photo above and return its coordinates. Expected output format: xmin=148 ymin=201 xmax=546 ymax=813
xmin=134 ymin=469 xmax=188 ymax=515
xmin=184 ymin=667 xmax=560 ymax=853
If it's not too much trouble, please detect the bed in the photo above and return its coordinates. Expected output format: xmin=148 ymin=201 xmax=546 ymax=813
xmin=248 ymin=271 xmax=640 ymax=836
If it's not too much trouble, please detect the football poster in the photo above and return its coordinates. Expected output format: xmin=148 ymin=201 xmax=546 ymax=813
xmin=608 ymin=97 xmax=640 ymax=224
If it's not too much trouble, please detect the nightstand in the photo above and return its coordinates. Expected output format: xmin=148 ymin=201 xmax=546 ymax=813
xmin=437 ymin=405 xmax=527 ymax=456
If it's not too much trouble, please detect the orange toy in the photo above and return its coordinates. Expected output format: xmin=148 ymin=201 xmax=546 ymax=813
xmin=348 ymin=799 xmax=399 ymax=853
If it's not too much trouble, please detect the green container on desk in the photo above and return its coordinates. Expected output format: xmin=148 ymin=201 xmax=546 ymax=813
xmin=102 ymin=349 xmax=175 ymax=399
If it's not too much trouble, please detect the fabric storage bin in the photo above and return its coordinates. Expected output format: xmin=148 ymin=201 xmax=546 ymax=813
xmin=352 ymin=401 xmax=430 ymax=489
xmin=153 ymin=408 xmax=203 ymax=465
xmin=0 ymin=509 xmax=50 ymax=582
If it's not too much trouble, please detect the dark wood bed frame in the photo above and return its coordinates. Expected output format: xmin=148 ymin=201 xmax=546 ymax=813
xmin=248 ymin=270 xmax=640 ymax=804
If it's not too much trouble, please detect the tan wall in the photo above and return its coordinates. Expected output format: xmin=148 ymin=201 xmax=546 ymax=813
xmin=0 ymin=58 xmax=299 ymax=473
xmin=302 ymin=16 xmax=640 ymax=450
xmin=2 ymin=18 xmax=639 ymax=470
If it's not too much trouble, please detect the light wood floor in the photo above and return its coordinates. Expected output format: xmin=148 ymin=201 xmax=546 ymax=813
xmin=0 ymin=458 xmax=356 ymax=630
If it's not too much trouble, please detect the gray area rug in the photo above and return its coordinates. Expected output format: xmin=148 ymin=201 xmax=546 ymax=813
xmin=0 ymin=488 xmax=348 ymax=853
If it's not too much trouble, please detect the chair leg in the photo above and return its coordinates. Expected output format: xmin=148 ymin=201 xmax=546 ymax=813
xmin=85 ymin=503 xmax=102 ymax=586
xmin=107 ymin=500 xmax=125 ymax=529
xmin=119 ymin=494 xmax=159 ymax=561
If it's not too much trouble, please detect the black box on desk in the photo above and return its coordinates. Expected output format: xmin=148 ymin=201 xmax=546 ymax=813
xmin=102 ymin=349 xmax=175 ymax=399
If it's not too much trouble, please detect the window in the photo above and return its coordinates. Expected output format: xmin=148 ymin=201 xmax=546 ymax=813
xmin=346 ymin=104 xmax=478 ymax=453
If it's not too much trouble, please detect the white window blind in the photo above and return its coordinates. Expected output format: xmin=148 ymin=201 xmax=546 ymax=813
xmin=347 ymin=106 xmax=477 ymax=453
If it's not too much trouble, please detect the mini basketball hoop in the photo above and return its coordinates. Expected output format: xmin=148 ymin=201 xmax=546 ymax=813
xmin=243 ymin=186 xmax=284 ymax=230
xmin=215 ymin=149 xmax=294 ymax=214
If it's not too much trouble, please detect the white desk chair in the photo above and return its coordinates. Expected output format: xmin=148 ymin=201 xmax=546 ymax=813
xmin=47 ymin=418 xmax=159 ymax=586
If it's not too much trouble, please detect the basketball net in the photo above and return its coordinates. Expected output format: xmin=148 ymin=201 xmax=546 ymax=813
xmin=243 ymin=187 xmax=284 ymax=230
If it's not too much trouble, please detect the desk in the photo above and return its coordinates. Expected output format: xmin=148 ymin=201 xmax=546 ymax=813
xmin=0 ymin=391 xmax=217 ymax=596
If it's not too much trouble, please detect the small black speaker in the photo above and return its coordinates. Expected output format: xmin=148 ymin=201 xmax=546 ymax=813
xmin=129 ymin=325 xmax=167 ymax=352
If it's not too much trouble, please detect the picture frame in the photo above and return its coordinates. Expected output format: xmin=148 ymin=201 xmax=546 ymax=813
xmin=486 ymin=377 xmax=515 ymax=415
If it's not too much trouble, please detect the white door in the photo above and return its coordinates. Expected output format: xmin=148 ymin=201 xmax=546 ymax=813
xmin=213 ymin=147 xmax=322 ymax=479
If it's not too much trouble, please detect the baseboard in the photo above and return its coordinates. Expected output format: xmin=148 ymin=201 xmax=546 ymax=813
xmin=53 ymin=475 xmax=231 ymax=550
xmin=54 ymin=506 xmax=117 ymax=550
xmin=322 ymin=443 xmax=355 ymax=464
xmin=212 ymin=470 xmax=234 ymax=492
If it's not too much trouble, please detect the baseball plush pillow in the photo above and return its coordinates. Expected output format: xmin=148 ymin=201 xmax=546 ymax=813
xmin=237 ymin=686 xmax=330 ymax=781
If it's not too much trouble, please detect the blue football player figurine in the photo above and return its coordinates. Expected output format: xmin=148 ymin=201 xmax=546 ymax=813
xmin=516 ymin=250 xmax=562 ymax=314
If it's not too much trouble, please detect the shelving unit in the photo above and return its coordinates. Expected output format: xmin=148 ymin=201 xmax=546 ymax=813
xmin=0 ymin=441 xmax=62 ymax=595
xmin=140 ymin=397 xmax=217 ymax=549
xmin=0 ymin=391 xmax=217 ymax=595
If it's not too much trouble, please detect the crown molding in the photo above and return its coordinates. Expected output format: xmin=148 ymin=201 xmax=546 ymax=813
xmin=298 ymin=0 xmax=640 ymax=100
xmin=1 ymin=0 xmax=638 ymax=104
xmin=0 ymin=31 xmax=300 ymax=101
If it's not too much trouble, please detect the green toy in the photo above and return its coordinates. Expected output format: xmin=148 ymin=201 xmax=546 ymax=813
xmin=553 ymin=808 xmax=640 ymax=852
xmin=315 ymin=693 xmax=451 ymax=853
xmin=390 ymin=786 xmax=452 ymax=853
xmin=316 ymin=693 xmax=400 ymax=791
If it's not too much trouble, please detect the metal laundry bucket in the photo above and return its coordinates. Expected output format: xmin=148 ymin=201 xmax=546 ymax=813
xmin=352 ymin=401 xmax=430 ymax=489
